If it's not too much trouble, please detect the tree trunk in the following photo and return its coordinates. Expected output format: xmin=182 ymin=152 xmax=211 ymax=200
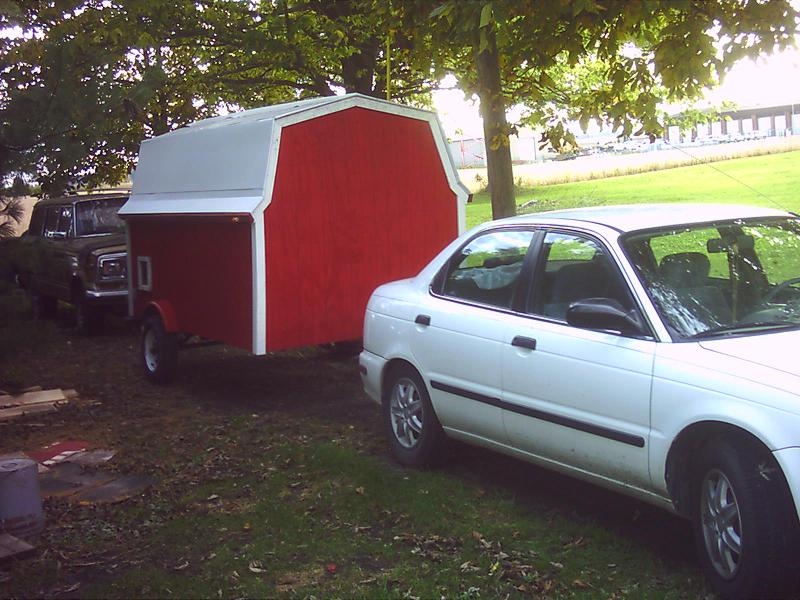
xmin=475 ymin=25 xmax=515 ymax=220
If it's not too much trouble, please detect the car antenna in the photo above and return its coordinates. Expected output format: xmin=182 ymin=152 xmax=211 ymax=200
xmin=662 ymin=140 xmax=790 ymax=213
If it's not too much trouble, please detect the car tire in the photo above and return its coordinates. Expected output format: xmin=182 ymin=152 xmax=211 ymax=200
xmin=692 ymin=437 xmax=800 ymax=600
xmin=383 ymin=364 xmax=444 ymax=468
xmin=31 ymin=291 xmax=57 ymax=320
xmin=140 ymin=313 xmax=178 ymax=384
xmin=74 ymin=296 xmax=101 ymax=335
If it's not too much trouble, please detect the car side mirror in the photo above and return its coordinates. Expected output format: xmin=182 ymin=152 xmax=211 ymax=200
xmin=566 ymin=298 xmax=647 ymax=336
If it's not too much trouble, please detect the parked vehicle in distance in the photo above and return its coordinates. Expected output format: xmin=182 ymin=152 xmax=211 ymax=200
xmin=360 ymin=203 xmax=800 ymax=599
xmin=15 ymin=193 xmax=129 ymax=333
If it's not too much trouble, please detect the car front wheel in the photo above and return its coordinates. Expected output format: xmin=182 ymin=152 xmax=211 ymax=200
xmin=383 ymin=364 xmax=444 ymax=468
xmin=30 ymin=291 xmax=57 ymax=320
xmin=74 ymin=297 xmax=102 ymax=335
xmin=692 ymin=437 xmax=800 ymax=599
xmin=141 ymin=314 xmax=178 ymax=384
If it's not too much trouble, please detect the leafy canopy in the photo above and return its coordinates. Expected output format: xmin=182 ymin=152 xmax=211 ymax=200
xmin=0 ymin=0 xmax=797 ymax=214
xmin=429 ymin=0 xmax=798 ymax=218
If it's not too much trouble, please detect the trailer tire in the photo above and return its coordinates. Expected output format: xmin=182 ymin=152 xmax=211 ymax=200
xmin=141 ymin=313 xmax=178 ymax=384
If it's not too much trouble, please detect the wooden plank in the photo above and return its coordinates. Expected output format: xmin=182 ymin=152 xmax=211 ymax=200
xmin=0 ymin=389 xmax=70 ymax=421
xmin=0 ymin=533 xmax=36 ymax=563
xmin=9 ymin=389 xmax=67 ymax=406
xmin=0 ymin=403 xmax=58 ymax=422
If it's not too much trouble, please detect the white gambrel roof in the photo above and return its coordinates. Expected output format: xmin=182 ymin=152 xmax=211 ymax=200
xmin=121 ymin=93 xmax=469 ymax=219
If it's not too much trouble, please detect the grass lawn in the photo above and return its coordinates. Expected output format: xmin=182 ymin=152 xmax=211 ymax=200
xmin=0 ymin=286 xmax=707 ymax=599
xmin=466 ymin=150 xmax=800 ymax=228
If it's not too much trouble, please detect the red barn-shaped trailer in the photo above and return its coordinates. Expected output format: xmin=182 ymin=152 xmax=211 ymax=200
xmin=120 ymin=94 xmax=468 ymax=382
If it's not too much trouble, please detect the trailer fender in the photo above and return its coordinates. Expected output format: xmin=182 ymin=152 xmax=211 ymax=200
xmin=142 ymin=300 xmax=179 ymax=333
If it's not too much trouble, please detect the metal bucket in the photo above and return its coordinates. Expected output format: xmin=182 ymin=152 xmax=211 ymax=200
xmin=0 ymin=458 xmax=43 ymax=542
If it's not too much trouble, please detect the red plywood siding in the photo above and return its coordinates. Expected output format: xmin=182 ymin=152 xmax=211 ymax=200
xmin=265 ymin=107 xmax=458 ymax=350
xmin=128 ymin=216 xmax=253 ymax=351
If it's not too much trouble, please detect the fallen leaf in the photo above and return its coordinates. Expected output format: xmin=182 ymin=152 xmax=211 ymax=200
xmin=249 ymin=560 xmax=267 ymax=573
xmin=572 ymin=579 xmax=592 ymax=589
xmin=563 ymin=536 xmax=588 ymax=549
xmin=460 ymin=561 xmax=479 ymax=573
xmin=355 ymin=486 xmax=365 ymax=495
xmin=325 ymin=562 xmax=337 ymax=574
xmin=173 ymin=560 xmax=190 ymax=571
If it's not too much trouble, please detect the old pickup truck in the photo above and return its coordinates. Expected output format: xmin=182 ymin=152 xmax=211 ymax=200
xmin=15 ymin=193 xmax=129 ymax=333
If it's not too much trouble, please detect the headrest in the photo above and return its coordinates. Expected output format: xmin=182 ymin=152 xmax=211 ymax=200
xmin=659 ymin=252 xmax=710 ymax=287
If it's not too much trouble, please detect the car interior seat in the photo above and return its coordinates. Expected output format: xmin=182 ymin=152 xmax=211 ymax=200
xmin=658 ymin=252 xmax=732 ymax=325
xmin=542 ymin=260 xmax=614 ymax=320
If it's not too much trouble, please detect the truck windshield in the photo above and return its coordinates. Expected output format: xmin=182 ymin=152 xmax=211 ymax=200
xmin=75 ymin=198 xmax=126 ymax=236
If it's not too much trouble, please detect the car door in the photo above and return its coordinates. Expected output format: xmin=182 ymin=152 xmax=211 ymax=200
xmin=37 ymin=204 xmax=74 ymax=299
xmin=500 ymin=230 xmax=656 ymax=488
xmin=15 ymin=205 xmax=46 ymax=288
xmin=411 ymin=228 xmax=536 ymax=446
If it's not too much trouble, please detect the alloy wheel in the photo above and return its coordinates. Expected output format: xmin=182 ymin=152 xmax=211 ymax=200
xmin=701 ymin=468 xmax=743 ymax=580
xmin=389 ymin=377 xmax=424 ymax=449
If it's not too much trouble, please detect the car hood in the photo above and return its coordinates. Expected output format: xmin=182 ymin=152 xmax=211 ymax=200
xmin=73 ymin=233 xmax=127 ymax=255
xmin=699 ymin=328 xmax=800 ymax=378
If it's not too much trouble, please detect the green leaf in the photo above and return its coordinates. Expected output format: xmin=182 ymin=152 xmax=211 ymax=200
xmin=479 ymin=3 xmax=493 ymax=29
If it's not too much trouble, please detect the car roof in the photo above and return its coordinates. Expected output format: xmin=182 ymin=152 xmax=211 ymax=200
xmin=35 ymin=193 xmax=129 ymax=207
xmin=499 ymin=203 xmax=792 ymax=234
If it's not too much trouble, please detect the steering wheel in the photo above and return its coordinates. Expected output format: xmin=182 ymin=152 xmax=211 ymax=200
xmin=761 ymin=277 xmax=800 ymax=305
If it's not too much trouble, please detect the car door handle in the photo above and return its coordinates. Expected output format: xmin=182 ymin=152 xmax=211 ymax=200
xmin=511 ymin=335 xmax=537 ymax=350
xmin=415 ymin=314 xmax=431 ymax=326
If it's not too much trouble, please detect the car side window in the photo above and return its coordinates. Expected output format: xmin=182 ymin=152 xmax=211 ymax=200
xmin=528 ymin=231 xmax=632 ymax=321
xmin=440 ymin=229 xmax=535 ymax=309
xmin=27 ymin=207 xmax=46 ymax=237
xmin=44 ymin=206 xmax=73 ymax=239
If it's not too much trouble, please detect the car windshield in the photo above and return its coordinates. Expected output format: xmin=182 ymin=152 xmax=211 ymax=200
xmin=74 ymin=197 xmax=126 ymax=236
xmin=622 ymin=216 xmax=800 ymax=340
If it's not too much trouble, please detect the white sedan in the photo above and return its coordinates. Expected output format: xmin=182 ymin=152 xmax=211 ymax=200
xmin=359 ymin=203 xmax=800 ymax=600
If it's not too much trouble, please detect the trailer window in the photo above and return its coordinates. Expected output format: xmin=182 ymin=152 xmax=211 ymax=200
xmin=137 ymin=256 xmax=152 ymax=291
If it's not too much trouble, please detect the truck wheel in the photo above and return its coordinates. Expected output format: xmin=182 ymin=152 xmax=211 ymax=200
xmin=383 ymin=364 xmax=444 ymax=468
xmin=692 ymin=437 xmax=800 ymax=599
xmin=141 ymin=314 xmax=178 ymax=384
xmin=74 ymin=297 xmax=101 ymax=335
xmin=31 ymin=291 xmax=57 ymax=320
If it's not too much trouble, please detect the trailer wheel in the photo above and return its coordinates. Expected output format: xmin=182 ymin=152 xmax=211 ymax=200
xmin=141 ymin=314 xmax=178 ymax=384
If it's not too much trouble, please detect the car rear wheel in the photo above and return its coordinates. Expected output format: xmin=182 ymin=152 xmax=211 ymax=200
xmin=383 ymin=364 xmax=444 ymax=468
xmin=692 ymin=437 xmax=800 ymax=599
xmin=141 ymin=313 xmax=178 ymax=384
